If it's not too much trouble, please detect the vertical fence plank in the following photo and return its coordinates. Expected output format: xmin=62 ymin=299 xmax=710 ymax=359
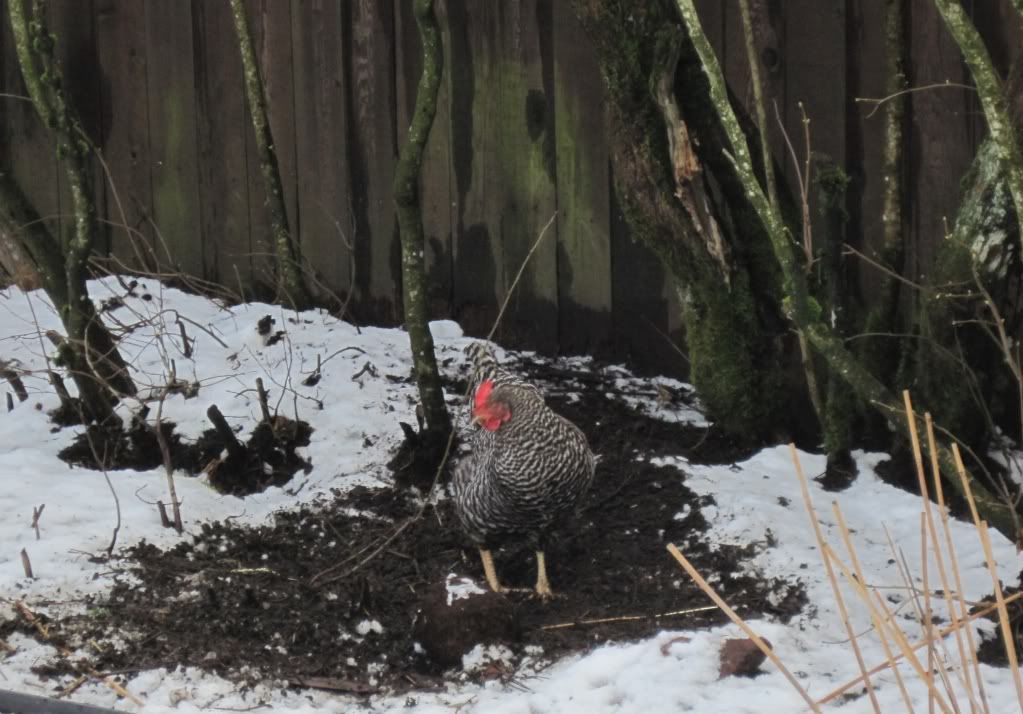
xmin=292 ymin=0 xmax=352 ymax=303
xmin=1 ymin=13 xmax=61 ymax=249
xmin=395 ymin=0 xmax=454 ymax=319
xmin=446 ymin=0 xmax=558 ymax=350
xmin=785 ymin=0 xmax=846 ymax=249
xmin=144 ymin=0 xmax=203 ymax=277
xmin=847 ymin=0 xmax=889 ymax=298
xmin=244 ymin=0 xmax=298 ymax=295
xmin=554 ymin=0 xmax=609 ymax=355
xmin=193 ymin=0 xmax=251 ymax=293
xmin=51 ymin=0 xmax=107 ymax=255
xmin=350 ymin=0 xmax=399 ymax=323
xmin=906 ymin=0 xmax=974 ymax=282
xmin=95 ymin=0 xmax=152 ymax=269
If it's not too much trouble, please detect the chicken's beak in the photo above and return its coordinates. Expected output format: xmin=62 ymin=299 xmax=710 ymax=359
xmin=471 ymin=414 xmax=485 ymax=426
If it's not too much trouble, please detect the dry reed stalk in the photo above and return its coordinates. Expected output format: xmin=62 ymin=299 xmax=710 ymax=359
xmin=926 ymin=414 xmax=985 ymax=714
xmin=822 ymin=540 xmax=957 ymax=711
xmin=665 ymin=543 xmax=821 ymax=713
xmin=881 ymin=523 xmax=953 ymax=708
xmin=937 ymin=435 xmax=990 ymax=707
xmin=539 ymin=605 xmax=717 ymax=631
xmin=830 ymin=508 xmax=917 ymax=712
xmin=818 ymin=592 xmax=1023 ymax=704
xmin=976 ymin=520 xmax=1023 ymax=710
xmin=789 ymin=444 xmax=881 ymax=711
xmin=903 ymin=392 xmax=942 ymax=712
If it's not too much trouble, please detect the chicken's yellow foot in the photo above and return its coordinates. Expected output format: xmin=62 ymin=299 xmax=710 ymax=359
xmin=479 ymin=548 xmax=505 ymax=593
xmin=535 ymin=550 xmax=554 ymax=599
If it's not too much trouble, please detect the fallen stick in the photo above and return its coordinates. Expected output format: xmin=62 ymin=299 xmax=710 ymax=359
xmin=667 ymin=543 xmax=821 ymax=713
xmin=539 ymin=605 xmax=717 ymax=630
xmin=817 ymin=591 xmax=1023 ymax=705
xmin=14 ymin=601 xmax=143 ymax=707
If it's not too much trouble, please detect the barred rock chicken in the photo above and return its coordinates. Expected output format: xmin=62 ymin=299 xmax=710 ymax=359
xmin=452 ymin=345 xmax=595 ymax=599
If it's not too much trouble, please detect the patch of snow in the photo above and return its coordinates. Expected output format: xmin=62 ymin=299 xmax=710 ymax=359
xmin=356 ymin=619 xmax=384 ymax=636
xmin=446 ymin=573 xmax=486 ymax=606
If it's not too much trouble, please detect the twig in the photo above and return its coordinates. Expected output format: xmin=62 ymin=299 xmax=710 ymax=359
xmin=818 ymin=592 xmax=1023 ymax=705
xmin=539 ymin=605 xmax=717 ymax=631
xmin=855 ymin=81 xmax=974 ymax=118
xmin=31 ymin=504 xmax=44 ymax=540
xmin=14 ymin=601 xmax=144 ymax=706
xmin=828 ymin=510 xmax=915 ymax=711
xmin=977 ymin=520 xmax=1023 ymax=710
xmin=256 ymin=377 xmax=271 ymax=423
xmin=789 ymin=445 xmax=880 ymax=711
xmin=666 ymin=543 xmax=820 ymax=712
xmin=20 ymin=549 xmax=33 ymax=579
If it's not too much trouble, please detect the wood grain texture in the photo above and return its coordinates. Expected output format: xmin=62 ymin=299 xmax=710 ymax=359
xmin=292 ymin=0 xmax=352 ymax=298
xmin=193 ymin=0 xmax=251 ymax=291
xmin=95 ymin=0 xmax=153 ymax=268
xmin=554 ymin=0 xmax=609 ymax=355
xmin=244 ymin=0 xmax=298 ymax=295
xmin=145 ymin=0 xmax=203 ymax=275
xmin=349 ymin=0 xmax=399 ymax=322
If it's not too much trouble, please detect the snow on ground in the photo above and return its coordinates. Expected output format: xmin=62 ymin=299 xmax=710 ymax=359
xmin=2 ymin=278 xmax=1022 ymax=713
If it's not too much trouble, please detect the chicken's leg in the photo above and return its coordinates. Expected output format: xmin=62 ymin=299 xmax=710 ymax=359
xmin=534 ymin=550 xmax=554 ymax=599
xmin=479 ymin=548 xmax=505 ymax=593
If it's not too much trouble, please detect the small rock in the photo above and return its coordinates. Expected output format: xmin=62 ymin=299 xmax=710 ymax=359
xmin=718 ymin=637 xmax=770 ymax=678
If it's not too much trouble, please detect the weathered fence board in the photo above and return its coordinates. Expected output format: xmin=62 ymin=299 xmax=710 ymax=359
xmin=350 ymin=0 xmax=399 ymax=323
xmin=94 ymin=0 xmax=152 ymax=268
xmin=293 ymin=0 xmax=352 ymax=300
xmin=144 ymin=0 xmax=204 ymax=277
xmin=553 ymin=0 xmax=611 ymax=355
xmin=193 ymin=0 xmax=252 ymax=290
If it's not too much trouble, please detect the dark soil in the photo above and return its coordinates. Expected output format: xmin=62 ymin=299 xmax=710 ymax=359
xmin=975 ymin=580 xmax=1023 ymax=667
xmin=56 ymin=410 xmax=313 ymax=496
xmin=18 ymin=355 xmax=806 ymax=695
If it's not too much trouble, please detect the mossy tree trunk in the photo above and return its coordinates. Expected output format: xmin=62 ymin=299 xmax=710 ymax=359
xmin=575 ymin=0 xmax=1020 ymax=540
xmin=7 ymin=0 xmax=135 ymax=422
xmin=573 ymin=0 xmax=812 ymax=441
xmin=393 ymin=0 xmax=451 ymax=444
xmin=229 ymin=0 xmax=310 ymax=310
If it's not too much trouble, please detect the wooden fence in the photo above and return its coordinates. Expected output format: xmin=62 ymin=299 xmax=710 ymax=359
xmin=0 ymin=1 xmax=1021 ymax=375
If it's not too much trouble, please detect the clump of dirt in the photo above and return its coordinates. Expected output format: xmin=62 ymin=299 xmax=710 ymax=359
xmin=58 ymin=415 xmax=194 ymax=472
xmin=204 ymin=416 xmax=313 ymax=495
xmin=975 ymin=580 xmax=1023 ymax=667
xmin=56 ymin=409 xmax=312 ymax=496
xmin=23 ymin=366 xmax=805 ymax=696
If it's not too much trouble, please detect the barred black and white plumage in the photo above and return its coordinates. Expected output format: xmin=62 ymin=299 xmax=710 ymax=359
xmin=452 ymin=366 xmax=595 ymax=598
xmin=464 ymin=342 xmax=542 ymax=401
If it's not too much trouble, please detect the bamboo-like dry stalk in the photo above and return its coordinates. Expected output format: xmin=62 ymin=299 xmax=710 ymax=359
xmin=829 ymin=509 xmax=916 ymax=712
xmin=826 ymin=536 xmax=954 ymax=713
xmin=926 ymin=414 xmax=985 ymax=714
xmin=817 ymin=593 xmax=1022 ymax=705
xmin=665 ymin=543 xmax=821 ymax=712
xmin=789 ymin=445 xmax=880 ymax=711
xmin=934 ymin=428 xmax=989 ymax=714
xmin=977 ymin=520 xmax=1023 ymax=710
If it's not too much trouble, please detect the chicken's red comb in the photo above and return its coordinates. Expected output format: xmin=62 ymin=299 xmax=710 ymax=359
xmin=474 ymin=379 xmax=495 ymax=410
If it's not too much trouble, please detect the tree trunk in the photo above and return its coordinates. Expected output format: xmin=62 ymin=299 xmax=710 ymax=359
xmin=7 ymin=0 xmax=135 ymax=422
xmin=229 ymin=0 xmax=310 ymax=310
xmin=573 ymin=0 xmax=812 ymax=440
xmin=393 ymin=0 xmax=451 ymax=443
